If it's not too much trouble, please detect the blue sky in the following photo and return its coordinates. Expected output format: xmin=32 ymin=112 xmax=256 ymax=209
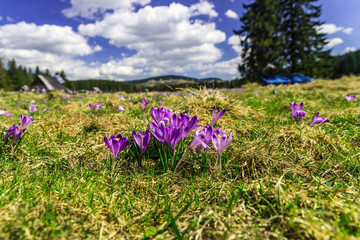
xmin=0 ymin=0 xmax=358 ymax=81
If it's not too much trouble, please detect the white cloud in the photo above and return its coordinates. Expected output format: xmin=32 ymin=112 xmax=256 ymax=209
xmin=0 ymin=22 xmax=101 ymax=56
xmin=343 ymin=27 xmax=353 ymax=35
xmin=326 ymin=38 xmax=344 ymax=48
xmin=78 ymin=2 xmax=225 ymax=76
xmin=6 ymin=16 xmax=13 ymax=22
xmin=317 ymin=23 xmax=353 ymax=35
xmin=0 ymin=16 xmax=3 ymax=21
xmin=225 ymin=9 xmax=238 ymax=19
xmin=190 ymin=0 xmax=218 ymax=18
xmin=196 ymin=56 xmax=241 ymax=76
xmin=345 ymin=47 xmax=356 ymax=53
xmin=227 ymin=35 xmax=244 ymax=54
xmin=62 ymin=0 xmax=151 ymax=19
xmin=316 ymin=23 xmax=343 ymax=35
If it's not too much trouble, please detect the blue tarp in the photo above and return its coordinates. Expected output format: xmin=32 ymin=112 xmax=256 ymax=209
xmin=261 ymin=73 xmax=313 ymax=84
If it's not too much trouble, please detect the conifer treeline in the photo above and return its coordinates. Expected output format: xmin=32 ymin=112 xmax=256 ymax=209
xmin=332 ymin=49 xmax=360 ymax=78
xmin=0 ymin=58 xmax=53 ymax=91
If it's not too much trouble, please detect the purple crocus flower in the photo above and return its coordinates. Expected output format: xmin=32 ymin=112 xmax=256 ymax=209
xmin=2 ymin=124 xmax=26 ymax=145
xmin=20 ymin=115 xmax=34 ymax=129
xmin=149 ymin=121 xmax=184 ymax=152
xmin=157 ymin=100 xmax=163 ymax=105
xmin=274 ymin=90 xmax=278 ymax=94
xmin=44 ymin=100 xmax=48 ymax=104
xmin=346 ymin=95 xmax=355 ymax=102
xmin=5 ymin=113 xmax=13 ymax=117
xmin=132 ymin=130 xmax=151 ymax=155
xmin=89 ymin=104 xmax=95 ymax=111
xmin=118 ymin=94 xmax=125 ymax=100
xmin=212 ymin=130 xmax=232 ymax=161
xmin=310 ymin=112 xmax=330 ymax=126
xmin=179 ymin=113 xmax=199 ymax=139
xmin=254 ymin=91 xmax=258 ymax=97
xmin=151 ymin=107 xmax=172 ymax=124
xmin=153 ymin=93 xmax=158 ymax=98
xmin=196 ymin=125 xmax=215 ymax=153
xmin=289 ymin=102 xmax=306 ymax=120
xmin=29 ymin=105 xmax=38 ymax=114
xmin=104 ymin=134 xmax=129 ymax=160
xmin=0 ymin=110 xmax=6 ymax=115
xmin=188 ymin=126 xmax=210 ymax=153
xmin=95 ymin=102 xmax=104 ymax=110
xmin=117 ymin=105 xmax=125 ymax=112
xmin=141 ymin=98 xmax=150 ymax=110
xmin=66 ymin=100 xmax=71 ymax=104
xmin=212 ymin=106 xmax=227 ymax=126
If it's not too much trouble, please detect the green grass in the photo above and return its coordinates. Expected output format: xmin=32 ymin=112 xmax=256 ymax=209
xmin=0 ymin=76 xmax=360 ymax=239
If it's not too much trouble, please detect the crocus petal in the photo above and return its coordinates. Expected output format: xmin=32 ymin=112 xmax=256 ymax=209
xmin=20 ymin=115 xmax=34 ymax=129
xmin=142 ymin=130 xmax=151 ymax=154
xmin=133 ymin=130 xmax=141 ymax=147
xmin=118 ymin=137 xmax=129 ymax=153
xmin=2 ymin=125 xmax=18 ymax=141
xmin=13 ymin=129 xmax=25 ymax=145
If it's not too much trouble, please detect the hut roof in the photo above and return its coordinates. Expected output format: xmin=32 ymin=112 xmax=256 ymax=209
xmin=34 ymin=75 xmax=67 ymax=90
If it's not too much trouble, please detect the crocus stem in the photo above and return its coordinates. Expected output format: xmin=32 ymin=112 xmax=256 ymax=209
xmin=218 ymin=156 xmax=222 ymax=172
xmin=174 ymin=149 xmax=189 ymax=171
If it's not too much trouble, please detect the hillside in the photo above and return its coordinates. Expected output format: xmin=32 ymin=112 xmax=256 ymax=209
xmin=124 ymin=74 xmax=223 ymax=87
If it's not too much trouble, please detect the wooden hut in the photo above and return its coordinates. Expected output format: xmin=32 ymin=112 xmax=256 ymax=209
xmin=31 ymin=75 xmax=67 ymax=92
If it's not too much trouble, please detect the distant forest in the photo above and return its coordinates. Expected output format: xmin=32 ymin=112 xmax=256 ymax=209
xmin=332 ymin=50 xmax=360 ymax=78
xmin=1 ymin=50 xmax=360 ymax=92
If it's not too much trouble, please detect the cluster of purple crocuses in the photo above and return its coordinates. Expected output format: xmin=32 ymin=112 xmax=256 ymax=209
xmin=290 ymin=102 xmax=330 ymax=126
xmin=103 ymin=105 xmax=232 ymax=170
xmin=89 ymin=102 xmax=104 ymax=111
xmin=2 ymin=115 xmax=34 ymax=146
xmin=141 ymin=98 xmax=150 ymax=110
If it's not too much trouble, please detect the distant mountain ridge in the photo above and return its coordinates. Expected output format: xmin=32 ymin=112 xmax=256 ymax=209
xmin=124 ymin=74 xmax=223 ymax=87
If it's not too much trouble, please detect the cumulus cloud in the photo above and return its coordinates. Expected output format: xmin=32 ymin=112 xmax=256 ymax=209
xmin=227 ymin=35 xmax=244 ymax=54
xmin=345 ymin=47 xmax=356 ymax=53
xmin=225 ymin=9 xmax=239 ymax=19
xmin=196 ymin=56 xmax=241 ymax=76
xmin=190 ymin=0 xmax=218 ymax=18
xmin=317 ymin=23 xmax=343 ymax=34
xmin=0 ymin=22 xmax=101 ymax=56
xmin=317 ymin=23 xmax=353 ymax=35
xmin=326 ymin=38 xmax=344 ymax=48
xmin=78 ymin=2 xmax=225 ymax=76
xmin=343 ymin=27 xmax=353 ymax=35
xmin=62 ymin=0 xmax=151 ymax=19
xmin=0 ymin=16 xmax=2 ymax=21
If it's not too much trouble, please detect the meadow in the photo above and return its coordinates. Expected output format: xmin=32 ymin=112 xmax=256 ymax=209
xmin=0 ymin=76 xmax=359 ymax=239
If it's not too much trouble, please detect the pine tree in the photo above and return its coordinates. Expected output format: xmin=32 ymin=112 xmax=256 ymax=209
xmin=0 ymin=59 xmax=10 ymax=90
xmin=280 ymin=0 xmax=331 ymax=77
xmin=7 ymin=59 xmax=24 ymax=90
xmin=235 ymin=0 xmax=331 ymax=82
xmin=234 ymin=0 xmax=284 ymax=82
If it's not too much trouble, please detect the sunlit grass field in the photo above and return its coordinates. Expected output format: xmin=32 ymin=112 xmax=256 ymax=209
xmin=1 ymin=76 xmax=359 ymax=239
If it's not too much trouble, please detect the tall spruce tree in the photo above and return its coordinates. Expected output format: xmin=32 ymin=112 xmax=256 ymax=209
xmin=234 ymin=0 xmax=284 ymax=82
xmin=280 ymin=0 xmax=331 ymax=77
xmin=235 ymin=0 xmax=331 ymax=82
